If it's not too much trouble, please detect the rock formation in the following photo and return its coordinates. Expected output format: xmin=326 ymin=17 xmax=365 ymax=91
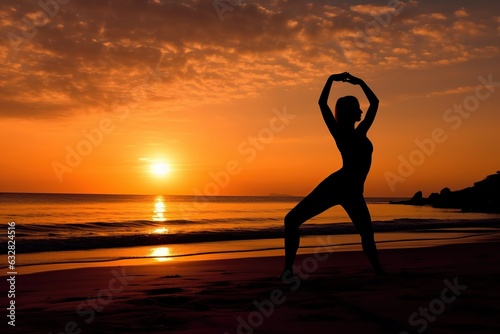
xmin=390 ymin=171 xmax=500 ymax=213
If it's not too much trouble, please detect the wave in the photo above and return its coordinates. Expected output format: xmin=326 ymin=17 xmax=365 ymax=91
xmin=5 ymin=218 xmax=500 ymax=254
xmin=17 ymin=217 xmax=281 ymax=228
xmin=14 ymin=217 xmax=283 ymax=238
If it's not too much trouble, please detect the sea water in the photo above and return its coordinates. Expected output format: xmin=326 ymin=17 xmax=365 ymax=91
xmin=1 ymin=193 xmax=499 ymax=273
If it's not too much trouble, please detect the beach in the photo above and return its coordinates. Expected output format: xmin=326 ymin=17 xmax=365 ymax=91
xmin=6 ymin=233 xmax=500 ymax=334
xmin=2 ymin=194 xmax=500 ymax=333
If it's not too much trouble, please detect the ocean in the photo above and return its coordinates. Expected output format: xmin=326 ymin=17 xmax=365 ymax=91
xmin=1 ymin=193 xmax=500 ymax=273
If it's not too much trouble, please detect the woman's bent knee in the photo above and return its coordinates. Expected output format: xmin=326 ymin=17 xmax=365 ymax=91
xmin=284 ymin=212 xmax=301 ymax=230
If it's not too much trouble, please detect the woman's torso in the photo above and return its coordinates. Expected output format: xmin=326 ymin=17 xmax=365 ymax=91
xmin=334 ymin=128 xmax=373 ymax=185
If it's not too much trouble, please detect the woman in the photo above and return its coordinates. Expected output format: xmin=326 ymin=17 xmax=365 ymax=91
xmin=282 ymin=72 xmax=384 ymax=276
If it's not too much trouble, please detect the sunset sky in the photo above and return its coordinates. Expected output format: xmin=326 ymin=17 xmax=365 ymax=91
xmin=1 ymin=0 xmax=499 ymax=197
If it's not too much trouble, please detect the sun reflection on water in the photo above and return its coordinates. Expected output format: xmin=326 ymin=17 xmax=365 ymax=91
xmin=150 ymin=247 xmax=172 ymax=262
xmin=153 ymin=195 xmax=167 ymax=222
xmin=153 ymin=227 xmax=169 ymax=234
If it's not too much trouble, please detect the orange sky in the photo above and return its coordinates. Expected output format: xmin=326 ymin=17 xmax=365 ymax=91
xmin=1 ymin=0 xmax=500 ymax=197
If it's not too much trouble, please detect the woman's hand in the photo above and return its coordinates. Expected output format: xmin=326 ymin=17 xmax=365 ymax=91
xmin=343 ymin=73 xmax=363 ymax=85
xmin=330 ymin=72 xmax=348 ymax=82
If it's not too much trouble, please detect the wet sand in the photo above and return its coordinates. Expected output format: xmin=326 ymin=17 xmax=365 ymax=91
xmin=6 ymin=235 xmax=500 ymax=334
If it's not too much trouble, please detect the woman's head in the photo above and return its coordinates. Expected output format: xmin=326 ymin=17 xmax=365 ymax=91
xmin=335 ymin=96 xmax=362 ymax=124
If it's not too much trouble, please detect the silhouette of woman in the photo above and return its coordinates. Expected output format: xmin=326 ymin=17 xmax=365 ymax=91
xmin=282 ymin=72 xmax=384 ymax=276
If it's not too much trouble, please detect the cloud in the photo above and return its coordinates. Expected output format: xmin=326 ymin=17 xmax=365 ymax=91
xmin=426 ymin=85 xmax=477 ymax=97
xmin=418 ymin=13 xmax=447 ymax=21
xmin=452 ymin=20 xmax=487 ymax=36
xmin=0 ymin=0 xmax=499 ymax=120
xmin=411 ymin=25 xmax=446 ymax=40
xmin=350 ymin=4 xmax=398 ymax=16
xmin=454 ymin=8 xmax=469 ymax=18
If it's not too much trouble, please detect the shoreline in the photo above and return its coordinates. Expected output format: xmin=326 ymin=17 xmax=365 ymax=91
xmin=5 ymin=227 xmax=500 ymax=275
xmin=9 ymin=237 xmax=500 ymax=333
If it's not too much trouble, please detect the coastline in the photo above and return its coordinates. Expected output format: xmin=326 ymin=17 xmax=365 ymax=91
xmin=6 ymin=234 xmax=500 ymax=333
xmin=5 ymin=224 xmax=500 ymax=275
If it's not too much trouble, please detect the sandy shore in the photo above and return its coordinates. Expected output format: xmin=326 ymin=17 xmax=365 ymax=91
xmin=5 ymin=237 xmax=500 ymax=334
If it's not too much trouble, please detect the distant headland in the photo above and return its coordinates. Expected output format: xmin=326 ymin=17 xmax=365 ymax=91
xmin=390 ymin=171 xmax=500 ymax=213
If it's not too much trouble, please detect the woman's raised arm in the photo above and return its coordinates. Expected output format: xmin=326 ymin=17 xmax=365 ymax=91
xmin=344 ymin=73 xmax=379 ymax=133
xmin=318 ymin=73 xmax=346 ymax=137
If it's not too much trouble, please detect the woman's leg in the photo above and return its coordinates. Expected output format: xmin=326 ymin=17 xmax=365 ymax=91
xmin=341 ymin=195 xmax=385 ymax=275
xmin=283 ymin=173 xmax=343 ymax=273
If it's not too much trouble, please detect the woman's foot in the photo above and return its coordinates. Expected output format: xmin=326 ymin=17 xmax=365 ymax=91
xmin=374 ymin=267 xmax=388 ymax=276
xmin=276 ymin=268 xmax=294 ymax=281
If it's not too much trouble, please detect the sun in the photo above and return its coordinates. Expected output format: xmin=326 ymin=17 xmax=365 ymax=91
xmin=150 ymin=162 xmax=171 ymax=177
